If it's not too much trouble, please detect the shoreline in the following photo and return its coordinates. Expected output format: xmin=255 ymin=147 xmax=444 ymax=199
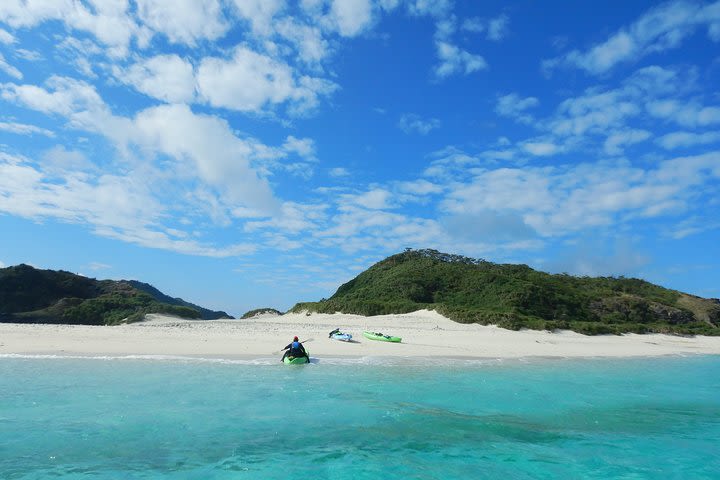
xmin=1 ymin=310 xmax=719 ymax=361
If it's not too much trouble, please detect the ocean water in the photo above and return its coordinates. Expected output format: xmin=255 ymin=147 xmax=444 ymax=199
xmin=1 ymin=355 xmax=719 ymax=479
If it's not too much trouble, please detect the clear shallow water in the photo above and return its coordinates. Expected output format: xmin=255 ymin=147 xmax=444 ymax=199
xmin=1 ymin=355 xmax=719 ymax=479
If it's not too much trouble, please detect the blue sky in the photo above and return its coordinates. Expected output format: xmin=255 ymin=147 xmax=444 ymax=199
xmin=1 ymin=0 xmax=719 ymax=316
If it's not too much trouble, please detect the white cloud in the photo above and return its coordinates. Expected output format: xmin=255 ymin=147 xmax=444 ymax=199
xmin=282 ymin=135 xmax=316 ymax=160
xmin=0 ymin=77 xmax=314 ymax=243
xmin=434 ymin=41 xmax=486 ymax=78
xmin=339 ymin=188 xmax=393 ymax=210
xmin=441 ymin=152 xmax=720 ymax=237
xmin=670 ymin=216 xmax=720 ymax=239
xmin=117 ymin=54 xmax=196 ymax=103
xmin=523 ymin=142 xmax=560 ymax=156
xmin=546 ymin=0 xmax=720 ymax=74
xmin=407 ymin=0 xmax=452 ymax=18
xmin=647 ymin=99 xmax=720 ymax=127
xmin=550 ymin=88 xmax=641 ymax=137
xmin=423 ymin=147 xmax=479 ymax=179
xmin=275 ymin=18 xmax=329 ymax=64
xmin=244 ymin=201 xmax=326 ymax=234
xmin=604 ymin=129 xmax=651 ymax=155
xmin=14 ymin=49 xmax=43 ymax=61
xmin=88 ymin=262 xmax=111 ymax=270
xmin=657 ymin=130 xmax=720 ymax=149
xmin=0 ymin=28 xmax=15 ymax=44
xmin=1 ymin=76 xmax=108 ymax=119
xmin=0 ymin=0 xmax=138 ymax=57
xmin=231 ymin=0 xmax=285 ymax=36
xmin=396 ymin=179 xmax=442 ymax=196
xmin=41 ymin=145 xmax=95 ymax=175
xmin=0 ymin=52 xmax=22 ymax=79
xmin=329 ymin=167 xmax=350 ymax=177
xmin=461 ymin=17 xmax=484 ymax=34
xmin=196 ymin=45 xmax=337 ymax=114
xmin=132 ymin=104 xmax=279 ymax=213
xmin=461 ymin=14 xmax=510 ymax=41
xmin=495 ymin=93 xmax=538 ymax=123
xmin=398 ymin=113 xmax=440 ymax=135
xmin=329 ymin=0 xmax=375 ymax=37
xmin=0 ymin=121 xmax=54 ymax=136
xmin=487 ymin=14 xmax=509 ymax=41
xmin=136 ymin=0 xmax=228 ymax=45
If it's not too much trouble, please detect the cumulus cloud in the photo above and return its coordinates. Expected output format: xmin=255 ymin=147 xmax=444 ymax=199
xmin=329 ymin=167 xmax=350 ymax=177
xmin=646 ymin=99 xmax=720 ymax=127
xmin=329 ymin=0 xmax=375 ymax=37
xmin=0 ymin=121 xmax=54 ymax=137
xmin=0 ymin=28 xmax=15 ymax=44
xmin=136 ymin=0 xmax=228 ymax=45
xmin=657 ymin=130 xmax=720 ymax=149
xmin=230 ymin=0 xmax=285 ymax=36
xmin=0 ymin=0 xmax=138 ymax=57
xmin=441 ymin=152 xmax=720 ymax=237
xmin=0 ymin=53 xmax=22 ymax=79
xmin=495 ymin=93 xmax=539 ymax=123
xmin=275 ymin=18 xmax=329 ymax=64
xmin=339 ymin=188 xmax=394 ymax=210
xmin=545 ymin=0 xmax=720 ymax=74
xmin=407 ymin=0 xmax=453 ymax=18
xmin=398 ymin=113 xmax=440 ymax=135
xmin=603 ymin=129 xmax=651 ymax=155
xmin=522 ymin=141 xmax=560 ymax=156
xmin=434 ymin=41 xmax=487 ymax=78
xmin=0 ymin=77 xmax=315 ymax=253
xmin=116 ymin=54 xmax=196 ymax=104
xmin=196 ymin=46 xmax=337 ymax=114
xmin=487 ymin=14 xmax=509 ymax=41
xmin=395 ymin=179 xmax=443 ymax=196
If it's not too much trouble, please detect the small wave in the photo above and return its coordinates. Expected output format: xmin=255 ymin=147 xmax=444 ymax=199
xmin=0 ymin=353 xmax=279 ymax=365
xmin=0 ymin=353 xmax=511 ymax=367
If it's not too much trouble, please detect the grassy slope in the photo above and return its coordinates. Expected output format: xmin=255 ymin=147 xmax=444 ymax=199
xmin=291 ymin=249 xmax=720 ymax=335
xmin=0 ymin=265 xmax=203 ymax=325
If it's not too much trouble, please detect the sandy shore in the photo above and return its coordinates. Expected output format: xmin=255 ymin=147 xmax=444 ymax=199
xmin=1 ymin=310 xmax=719 ymax=360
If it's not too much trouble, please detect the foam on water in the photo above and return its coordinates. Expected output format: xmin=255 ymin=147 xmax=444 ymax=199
xmin=1 ymin=355 xmax=719 ymax=479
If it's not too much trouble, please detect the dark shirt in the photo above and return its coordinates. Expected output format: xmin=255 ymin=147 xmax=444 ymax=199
xmin=284 ymin=341 xmax=306 ymax=356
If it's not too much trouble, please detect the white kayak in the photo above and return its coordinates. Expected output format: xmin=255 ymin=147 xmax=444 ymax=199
xmin=329 ymin=329 xmax=352 ymax=342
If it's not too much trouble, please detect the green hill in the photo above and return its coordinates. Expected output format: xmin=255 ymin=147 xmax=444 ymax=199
xmin=0 ymin=264 xmax=232 ymax=325
xmin=125 ymin=280 xmax=232 ymax=320
xmin=291 ymin=249 xmax=720 ymax=335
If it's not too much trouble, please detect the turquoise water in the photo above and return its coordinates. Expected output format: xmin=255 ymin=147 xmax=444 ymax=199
xmin=1 ymin=355 xmax=719 ymax=479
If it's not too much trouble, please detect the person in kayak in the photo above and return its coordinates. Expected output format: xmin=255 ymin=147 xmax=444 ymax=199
xmin=281 ymin=336 xmax=309 ymax=362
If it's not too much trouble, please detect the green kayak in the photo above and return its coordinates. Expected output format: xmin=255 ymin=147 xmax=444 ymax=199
xmin=283 ymin=349 xmax=310 ymax=364
xmin=363 ymin=331 xmax=401 ymax=343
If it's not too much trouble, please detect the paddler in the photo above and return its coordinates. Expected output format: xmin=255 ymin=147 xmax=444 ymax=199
xmin=281 ymin=336 xmax=309 ymax=362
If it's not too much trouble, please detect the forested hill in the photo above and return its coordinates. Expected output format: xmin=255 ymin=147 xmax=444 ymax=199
xmin=292 ymin=249 xmax=720 ymax=336
xmin=0 ymin=264 xmax=232 ymax=325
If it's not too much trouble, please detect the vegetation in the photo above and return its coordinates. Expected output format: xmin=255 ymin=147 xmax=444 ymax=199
xmin=240 ymin=308 xmax=282 ymax=319
xmin=0 ymin=264 xmax=229 ymax=325
xmin=291 ymin=249 xmax=720 ymax=336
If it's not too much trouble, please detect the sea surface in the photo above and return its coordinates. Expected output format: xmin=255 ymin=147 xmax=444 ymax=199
xmin=1 ymin=354 xmax=719 ymax=479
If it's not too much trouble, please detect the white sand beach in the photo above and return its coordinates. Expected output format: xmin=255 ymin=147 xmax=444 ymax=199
xmin=1 ymin=310 xmax=719 ymax=360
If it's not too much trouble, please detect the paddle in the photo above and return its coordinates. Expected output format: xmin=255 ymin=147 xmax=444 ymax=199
xmin=273 ymin=338 xmax=313 ymax=355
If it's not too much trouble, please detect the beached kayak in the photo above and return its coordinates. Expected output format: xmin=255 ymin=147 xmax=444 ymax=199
xmin=363 ymin=331 xmax=401 ymax=343
xmin=283 ymin=350 xmax=310 ymax=364
xmin=330 ymin=332 xmax=352 ymax=341
xmin=329 ymin=328 xmax=352 ymax=342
